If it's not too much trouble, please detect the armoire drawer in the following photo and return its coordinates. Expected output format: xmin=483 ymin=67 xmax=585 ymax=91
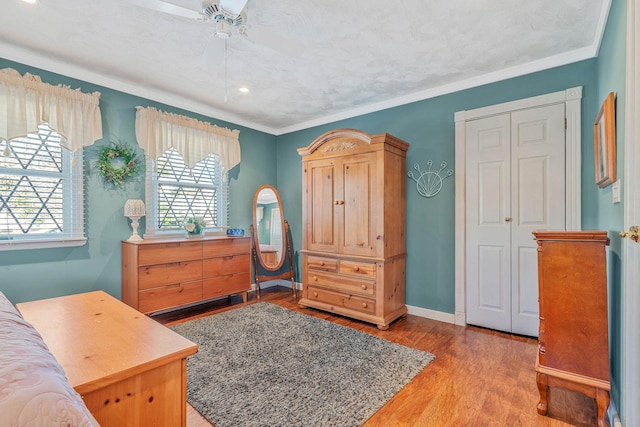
xmin=306 ymin=256 xmax=338 ymax=272
xmin=203 ymin=254 xmax=249 ymax=278
xmin=203 ymin=273 xmax=250 ymax=299
xmin=138 ymin=260 xmax=202 ymax=290
xmin=138 ymin=280 xmax=203 ymax=314
xmin=138 ymin=241 xmax=202 ymax=266
xmin=339 ymin=260 xmax=376 ymax=278
xmin=306 ymin=271 xmax=375 ymax=297
xmin=306 ymin=285 xmax=376 ymax=315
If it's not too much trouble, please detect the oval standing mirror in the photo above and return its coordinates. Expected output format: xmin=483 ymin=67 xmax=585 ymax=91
xmin=252 ymin=185 xmax=285 ymax=271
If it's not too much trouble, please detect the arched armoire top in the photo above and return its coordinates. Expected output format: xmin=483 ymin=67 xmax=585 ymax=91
xmin=297 ymin=128 xmax=409 ymax=157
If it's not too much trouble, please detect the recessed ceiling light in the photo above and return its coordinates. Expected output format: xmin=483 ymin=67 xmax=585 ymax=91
xmin=238 ymin=87 xmax=249 ymax=93
xmin=22 ymin=0 xmax=38 ymax=4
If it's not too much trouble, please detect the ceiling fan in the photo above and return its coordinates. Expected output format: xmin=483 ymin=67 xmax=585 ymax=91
xmin=129 ymin=0 xmax=303 ymax=62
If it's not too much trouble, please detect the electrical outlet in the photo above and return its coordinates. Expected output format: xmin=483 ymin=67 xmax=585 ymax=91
xmin=612 ymin=180 xmax=621 ymax=203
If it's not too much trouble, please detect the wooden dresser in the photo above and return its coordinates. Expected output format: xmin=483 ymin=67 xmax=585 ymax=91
xmin=533 ymin=231 xmax=610 ymax=427
xmin=122 ymin=236 xmax=250 ymax=314
xmin=297 ymin=129 xmax=409 ymax=330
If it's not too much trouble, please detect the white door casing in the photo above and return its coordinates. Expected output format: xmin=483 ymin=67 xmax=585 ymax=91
xmin=455 ymin=87 xmax=582 ymax=330
xmin=622 ymin=0 xmax=640 ymax=424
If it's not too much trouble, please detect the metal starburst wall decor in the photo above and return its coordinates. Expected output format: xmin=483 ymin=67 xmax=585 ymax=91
xmin=407 ymin=160 xmax=454 ymax=198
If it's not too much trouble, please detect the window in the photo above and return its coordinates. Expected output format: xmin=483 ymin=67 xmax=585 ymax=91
xmin=145 ymin=148 xmax=228 ymax=237
xmin=0 ymin=123 xmax=85 ymax=250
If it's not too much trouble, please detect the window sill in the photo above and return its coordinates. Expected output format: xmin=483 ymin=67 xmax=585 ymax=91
xmin=143 ymin=228 xmax=227 ymax=240
xmin=0 ymin=237 xmax=88 ymax=251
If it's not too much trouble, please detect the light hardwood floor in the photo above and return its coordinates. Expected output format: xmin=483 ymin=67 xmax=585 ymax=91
xmin=155 ymin=286 xmax=599 ymax=427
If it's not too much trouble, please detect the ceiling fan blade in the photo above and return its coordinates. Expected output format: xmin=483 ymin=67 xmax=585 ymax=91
xmin=242 ymin=26 xmax=304 ymax=57
xmin=202 ymin=36 xmax=225 ymax=65
xmin=129 ymin=0 xmax=203 ymax=20
xmin=219 ymin=0 xmax=249 ymax=17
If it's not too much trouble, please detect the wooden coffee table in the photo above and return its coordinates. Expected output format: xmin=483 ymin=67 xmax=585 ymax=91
xmin=17 ymin=291 xmax=198 ymax=427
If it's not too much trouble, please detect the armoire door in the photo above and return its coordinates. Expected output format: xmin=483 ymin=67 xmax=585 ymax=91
xmin=340 ymin=153 xmax=377 ymax=257
xmin=465 ymin=103 xmax=566 ymax=336
xmin=305 ymin=157 xmax=338 ymax=253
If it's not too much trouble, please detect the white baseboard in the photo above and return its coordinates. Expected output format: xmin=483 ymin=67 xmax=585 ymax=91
xmin=406 ymin=304 xmax=456 ymax=324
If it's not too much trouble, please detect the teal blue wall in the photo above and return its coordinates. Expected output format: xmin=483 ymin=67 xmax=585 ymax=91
xmin=277 ymin=60 xmax=599 ymax=314
xmin=0 ymin=57 xmax=277 ymax=304
xmin=594 ymin=0 xmax=626 ymax=415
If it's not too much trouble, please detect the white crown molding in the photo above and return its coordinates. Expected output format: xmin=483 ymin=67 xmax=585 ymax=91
xmin=0 ymin=41 xmax=278 ymax=135
xmin=593 ymin=0 xmax=614 ymax=57
xmin=1 ymin=22 xmax=605 ymax=137
xmin=276 ymin=46 xmax=598 ymax=135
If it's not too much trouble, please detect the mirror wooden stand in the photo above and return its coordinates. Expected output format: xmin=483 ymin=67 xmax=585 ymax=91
xmin=250 ymin=185 xmax=296 ymax=298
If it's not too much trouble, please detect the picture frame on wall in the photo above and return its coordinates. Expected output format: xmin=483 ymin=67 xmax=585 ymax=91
xmin=594 ymin=91 xmax=616 ymax=188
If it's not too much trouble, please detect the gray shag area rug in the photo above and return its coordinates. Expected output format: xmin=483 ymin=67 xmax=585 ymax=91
xmin=170 ymin=302 xmax=435 ymax=427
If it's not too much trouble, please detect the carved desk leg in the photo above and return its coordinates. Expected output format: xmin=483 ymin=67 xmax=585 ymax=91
xmin=536 ymin=372 xmax=549 ymax=415
xmin=595 ymin=388 xmax=610 ymax=427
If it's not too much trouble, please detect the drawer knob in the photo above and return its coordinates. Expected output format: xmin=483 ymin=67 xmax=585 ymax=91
xmin=361 ymin=302 xmax=368 ymax=308
xmin=353 ymin=266 xmax=360 ymax=272
xmin=312 ymin=276 xmax=318 ymax=281
xmin=313 ymin=292 xmax=318 ymax=297
xmin=320 ymin=261 xmax=325 ymax=266
xmin=361 ymin=284 xmax=367 ymax=290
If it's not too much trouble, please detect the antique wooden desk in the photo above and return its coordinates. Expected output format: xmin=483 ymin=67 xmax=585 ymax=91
xmin=17 ymin=291 xmax=197 ymax=427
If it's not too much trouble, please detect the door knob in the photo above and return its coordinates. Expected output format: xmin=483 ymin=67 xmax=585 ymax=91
xmin=505 ymin=217 xmax=512 ymax=222
xmin=621 ymin=226 xmax=640 ymax=242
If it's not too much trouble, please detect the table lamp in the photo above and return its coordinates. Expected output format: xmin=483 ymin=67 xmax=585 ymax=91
xmin=124 ymin=199 xmax=145 ymax=241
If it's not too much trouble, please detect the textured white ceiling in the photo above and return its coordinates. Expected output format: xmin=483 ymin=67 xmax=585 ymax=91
xmin=0 ymin=0 xmax=610 ymax=134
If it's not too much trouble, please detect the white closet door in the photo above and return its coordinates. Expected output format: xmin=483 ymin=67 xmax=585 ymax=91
xmin=466 ymin=104 xmax=566 ymax=336
xmin=510 ymin=103 xmax=566 ymax=336
xmin=466 ymin=113 xmax=512 ymax=332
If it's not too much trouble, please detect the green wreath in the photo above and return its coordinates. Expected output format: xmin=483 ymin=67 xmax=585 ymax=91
xmin=98 ymin=141 xmax=142 ymax=185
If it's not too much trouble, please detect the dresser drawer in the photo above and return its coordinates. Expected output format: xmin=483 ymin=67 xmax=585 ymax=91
xmin=306 ymin=286 xmax=376 ymax=315
xmin=306 ymin=271 xmax=375 ymax=297
xmin=306 ymin=256 xmax=338 ymax=272
xmin=138 ymin=260 xmax=202 ymax=290
xmin=138 ymin=281 xmax=203 ymax=313
xmin=202 ymin=237 xmax=249 ymax=258
xmin=339 ymin=260 xmax=376 ymax=278
xmin=203 ymin=273 xmax=250 ymax=299
xmin=203 ymin=254 xmax=249 ymax=278
xmin=138 ymin=241 xmax=202 ymax=265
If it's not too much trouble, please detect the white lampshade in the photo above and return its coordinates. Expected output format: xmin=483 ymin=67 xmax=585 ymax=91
xmin=124 ymin=199 xmax=145 ymax=241
xmin=124 ymin=199 xmax=145 ymax=218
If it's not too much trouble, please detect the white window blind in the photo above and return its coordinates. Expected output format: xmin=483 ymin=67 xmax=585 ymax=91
xmin=0 ymin=124 xmax=84 ymax=250
xmin=145 ymin=149 xmax=228 ymax=238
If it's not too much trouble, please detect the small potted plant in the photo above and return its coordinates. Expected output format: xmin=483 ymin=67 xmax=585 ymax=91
xmin=183 ymin=217 xmax=206 ymax=237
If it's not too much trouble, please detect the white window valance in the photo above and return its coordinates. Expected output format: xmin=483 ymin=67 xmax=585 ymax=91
xmin=135 ymin=106 xmax=241 ymax=172
xmin=0 ymin=68 xmax=102 ymax=151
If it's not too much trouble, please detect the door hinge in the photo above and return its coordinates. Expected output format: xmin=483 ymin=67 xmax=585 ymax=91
xmin=564 ymin=118 xmax=567 ymax=129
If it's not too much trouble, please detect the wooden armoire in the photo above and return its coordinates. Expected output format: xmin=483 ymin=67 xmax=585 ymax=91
xmin=297 ymin=129 xmax=409 ymax=330
xmin=533 ymin=231 xmax=611 ymax=427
